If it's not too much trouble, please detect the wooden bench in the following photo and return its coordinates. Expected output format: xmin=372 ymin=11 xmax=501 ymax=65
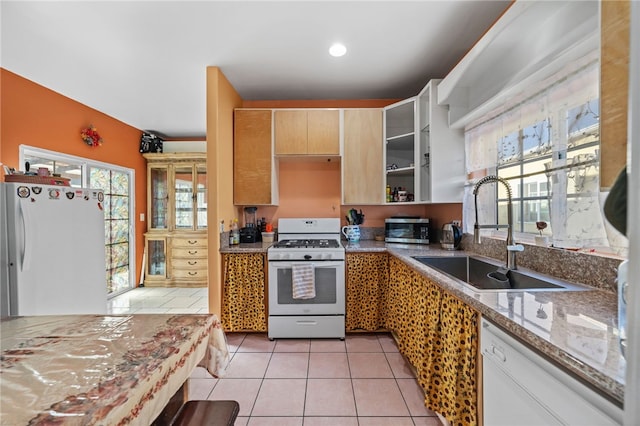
xmin=170 ymin=400 xmax=240 ymax=426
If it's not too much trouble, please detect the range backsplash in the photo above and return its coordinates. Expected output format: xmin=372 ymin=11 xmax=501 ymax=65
xmin=461 ymin=233 xmax=623 ymax=293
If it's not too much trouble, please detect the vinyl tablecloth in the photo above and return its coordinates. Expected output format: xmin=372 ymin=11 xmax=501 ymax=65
xmin=0 ymin=314 xmax=230 ymax=425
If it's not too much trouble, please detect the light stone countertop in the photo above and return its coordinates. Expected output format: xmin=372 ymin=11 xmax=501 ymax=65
xmin=221 ymin=240 xmax=625 ymax=405
xmin=220 ymin=242 xmax=273 ymax=253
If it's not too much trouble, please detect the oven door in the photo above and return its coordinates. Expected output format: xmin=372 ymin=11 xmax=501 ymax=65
xmin=268 ymin=260 xmax=345 ymax=316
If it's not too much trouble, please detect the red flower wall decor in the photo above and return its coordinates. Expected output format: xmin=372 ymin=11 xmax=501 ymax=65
xmin=81 ymin=125 xmax=103 ymax=147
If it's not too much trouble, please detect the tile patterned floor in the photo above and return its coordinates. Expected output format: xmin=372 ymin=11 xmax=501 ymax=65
xmin=107 ymin=287 xmax=208 ymax=314
xmin=108 ymin=288 xmax=444 ymax=425
xmin=191 ymin=333 xmax=443 ymax=425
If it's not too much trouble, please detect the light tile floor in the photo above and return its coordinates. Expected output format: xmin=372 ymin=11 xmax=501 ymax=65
xmin=198 ymin=333 xmax=444 ymax=425
xmin=107 ymin=287 xmax=208 ymax=314
xmin=107 ymin=288 xmax=444 ymax=425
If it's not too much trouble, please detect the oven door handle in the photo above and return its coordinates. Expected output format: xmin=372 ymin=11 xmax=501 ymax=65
xmin=269 ymin=261 xmax=344 ymax=268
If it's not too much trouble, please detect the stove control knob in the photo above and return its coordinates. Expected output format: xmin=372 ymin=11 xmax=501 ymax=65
xmin=304 ymin=254 xmax=312 ymax=260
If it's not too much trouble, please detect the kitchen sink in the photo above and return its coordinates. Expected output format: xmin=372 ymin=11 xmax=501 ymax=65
xmin=412 ymin=255 xmax=590 ymax=292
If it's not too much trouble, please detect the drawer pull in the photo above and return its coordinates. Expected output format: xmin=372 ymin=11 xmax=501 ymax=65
xmin=188 ymin=250 xmax=198 ymax=255
xmin=188 ymin=261 xmax=197 ymax=265
xmin=188 ymin=240 xmax=197 ymax=244
xmin=188 ymin=272 xmax=198 ymax=276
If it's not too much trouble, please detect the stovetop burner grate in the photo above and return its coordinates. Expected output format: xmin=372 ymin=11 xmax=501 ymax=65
xmin=272 ymin=239 xmax=340 ymax=249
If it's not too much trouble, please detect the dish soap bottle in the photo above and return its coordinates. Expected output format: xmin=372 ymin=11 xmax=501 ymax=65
xmin=230 ymin=218 xmax=240 ymax=245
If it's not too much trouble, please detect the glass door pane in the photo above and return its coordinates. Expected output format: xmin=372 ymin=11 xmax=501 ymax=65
xmin=196 ymin=164 xmax=207 ymax=230
xmin=147 ymin=239 xmax=166 ymax=276
xmin=150 ymin=167 xmax=168 ymax=229
xmin=90 ymin=167 xmax=132 ymax=295
xmin=175 ymin=166 xmax=194 ymax=230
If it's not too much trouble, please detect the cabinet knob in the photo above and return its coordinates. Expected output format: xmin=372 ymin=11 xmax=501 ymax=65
xmin=188 ymin=240 xmax=197 ymax=244
xmin=189 ymin=250 xmax=198 ymax=255
xmin=188 ymin=271 xmax=198 ymax=276
xmin=188 ymin=261 xmax=197 ymax=265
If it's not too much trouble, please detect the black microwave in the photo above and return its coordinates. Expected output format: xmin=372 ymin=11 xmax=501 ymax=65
xmin=385 ymin=217 xmax=430 ymax=244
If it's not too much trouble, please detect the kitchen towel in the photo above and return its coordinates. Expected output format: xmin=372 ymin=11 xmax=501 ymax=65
xmin=292 ymin=263 xmax=316 ymax=299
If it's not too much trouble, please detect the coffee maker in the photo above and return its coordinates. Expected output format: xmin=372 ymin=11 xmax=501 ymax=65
xmin=240 ymin=207 xmax=262 ymax=243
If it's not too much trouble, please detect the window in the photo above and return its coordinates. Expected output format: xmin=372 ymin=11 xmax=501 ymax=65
xmin=496 ymin=119 xmax=553 ymax=235
xmin=20 ymin=146 xmax=136 ymax=296
xmin=463 ymin=51 xmax=624 ymax=255
xmin=495 ymin=101 xmax=600 ymax=237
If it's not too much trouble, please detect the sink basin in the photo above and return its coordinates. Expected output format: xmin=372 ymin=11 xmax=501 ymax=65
xmin=412 ymin=255 xmax=590 ymax=292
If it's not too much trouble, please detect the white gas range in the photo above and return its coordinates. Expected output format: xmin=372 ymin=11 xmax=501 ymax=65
xmin=267 ymin=218 xmax=345 ymax=340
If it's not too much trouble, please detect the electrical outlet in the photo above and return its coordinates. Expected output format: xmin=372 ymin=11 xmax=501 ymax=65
xmin=452 ymin=219 xmax=461 ymax=227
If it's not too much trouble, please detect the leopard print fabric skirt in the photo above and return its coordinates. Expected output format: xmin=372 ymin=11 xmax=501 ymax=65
xmin=346 ymin=253 xmax=389 ymax=331
xmin=221 ymin=253 xmax=267 ymax=332
xmin=387 ymin=256 xmax=478 ymax=426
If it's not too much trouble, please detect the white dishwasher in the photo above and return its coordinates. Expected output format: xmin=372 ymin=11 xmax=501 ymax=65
xmin=481 ymin=318 xmax=622 ymax=426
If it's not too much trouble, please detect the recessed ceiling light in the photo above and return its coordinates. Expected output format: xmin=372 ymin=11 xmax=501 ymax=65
xmin=329 ymin=43 xmax=347 ymax=57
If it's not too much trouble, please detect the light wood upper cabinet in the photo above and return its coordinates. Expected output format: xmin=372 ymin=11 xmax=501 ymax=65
xmin=307 ymin=110 xmax=340 ymax=155
xmin=234 ymin=109 xmax=276 ymax=205
xmin=274 ymin=109 xmax=340 ymax=155
xmin=274 ymin=110 xmax=307 ymax=155
xmin=343 ymin=109 xmax=383 ymax=204
xmin=600 ymin=0 xmax=630 ymax=188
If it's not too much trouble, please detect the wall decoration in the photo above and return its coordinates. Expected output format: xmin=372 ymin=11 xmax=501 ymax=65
xmin=81 ymin=125 xmax=103 ymax=147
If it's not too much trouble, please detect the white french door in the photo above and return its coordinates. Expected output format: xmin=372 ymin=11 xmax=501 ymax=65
xmin=20 ymin=145 xmax=135 ymax=297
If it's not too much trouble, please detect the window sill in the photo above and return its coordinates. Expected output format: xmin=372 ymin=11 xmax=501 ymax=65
xmin=481 ymin=230 xmax=626 ymax=260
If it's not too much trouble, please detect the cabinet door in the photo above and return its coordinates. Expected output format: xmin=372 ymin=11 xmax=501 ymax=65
xmin=195 ymin=163 xmax=207 ymax=230
xmin=418 ymin=80 xmax=465 ymax=203
xmin=148 ymin=165 xmax=169 ymax=230
xmin=174 ymin=165 xmax=195 ymax=230
xmin=274 ymin=110 xmax=307 ymax=155
xmin=385 ymin=98 xmax=417 ymax=203
xmin=307 ymin=110 xmax=340 ymax=155
xmin=145 ymin=236 xmax=167 ymax=284
xmin=343 ymin=109 xmax=383 ymax=204
xmin=234 ymin=110 xmax=274 ymax=205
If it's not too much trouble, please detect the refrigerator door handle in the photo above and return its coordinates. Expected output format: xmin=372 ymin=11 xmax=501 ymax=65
xmin=19 ymin=199 xmax=33 ymax=272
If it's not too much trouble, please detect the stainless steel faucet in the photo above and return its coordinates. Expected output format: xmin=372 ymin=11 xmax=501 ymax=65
xmin=473 ymin=175 xmax=524 ymax=270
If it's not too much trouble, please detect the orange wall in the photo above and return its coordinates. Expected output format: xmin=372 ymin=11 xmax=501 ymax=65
xmin=206 ymin=66 xmax=243 ymax=315
xmin=255 ymin=160 xmax=343 ymax=224
xmin=0 ymin=68 xmax=146 ymax=284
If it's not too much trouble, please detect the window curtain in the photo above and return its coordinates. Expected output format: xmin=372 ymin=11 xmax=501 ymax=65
xmin=463 ymin=50 xmax=628 ymax=256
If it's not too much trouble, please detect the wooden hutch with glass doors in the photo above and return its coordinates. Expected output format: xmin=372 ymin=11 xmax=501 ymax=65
xmin=142 ymin=153 xmax=207 ymax=287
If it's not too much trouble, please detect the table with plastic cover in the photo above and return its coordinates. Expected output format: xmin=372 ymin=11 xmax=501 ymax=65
xmin=0 ymin=314 xmax=230 ymax=425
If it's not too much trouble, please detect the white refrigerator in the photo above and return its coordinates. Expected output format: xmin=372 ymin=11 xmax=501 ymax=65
xmin=0 ymin=182 xmax=107 ymax=316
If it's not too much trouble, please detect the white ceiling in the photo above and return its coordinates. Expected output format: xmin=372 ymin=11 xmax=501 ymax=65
xmin=1 ymin=1 xmax=511 ymax=137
